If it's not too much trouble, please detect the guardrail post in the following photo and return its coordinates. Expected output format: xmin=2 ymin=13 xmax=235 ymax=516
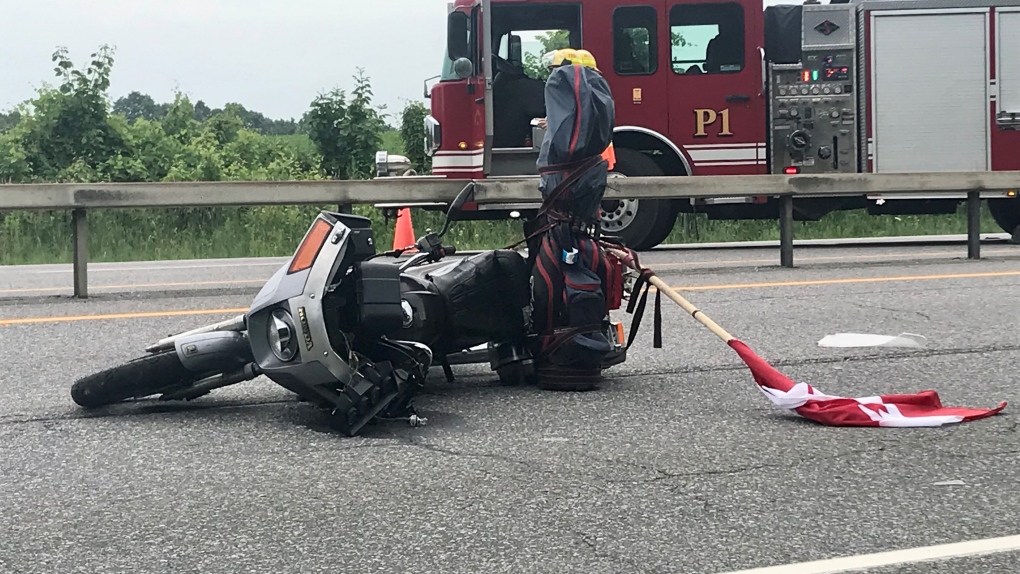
xmin=967 ymin=191 xmax=981 ymax=260
xmin=338 ymin=203 xmax=352 ymax=214
xmin=779 ymin=194 xmax=794 ymax=268
xmin=72 ymin=208 xmax=88 ymax=298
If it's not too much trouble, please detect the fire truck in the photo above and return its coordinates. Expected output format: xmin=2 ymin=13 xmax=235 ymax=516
xmin=376 ymin=0 xmax=1020 ymax=250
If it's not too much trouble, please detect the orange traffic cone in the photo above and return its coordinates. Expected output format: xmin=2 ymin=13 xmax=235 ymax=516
xmin=392 ymin=208 xmax=417 ymax=252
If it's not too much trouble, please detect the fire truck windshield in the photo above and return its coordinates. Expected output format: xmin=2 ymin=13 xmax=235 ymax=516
xmin=441 ymin=9 xmax=475 ymax=81
xmin=440 ymin=4 xmax=581 ymax=83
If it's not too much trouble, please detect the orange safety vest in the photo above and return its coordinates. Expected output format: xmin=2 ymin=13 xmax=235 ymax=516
xmin=601 ymin=142 xmax=616 ymax=170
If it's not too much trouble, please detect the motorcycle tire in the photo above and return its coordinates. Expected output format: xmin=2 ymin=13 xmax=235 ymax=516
xmin=71 ymin=350 xmax=202 ymax=409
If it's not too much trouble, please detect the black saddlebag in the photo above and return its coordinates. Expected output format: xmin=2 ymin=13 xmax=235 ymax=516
xmin=429 ymin=249 xmax=532 ymax=341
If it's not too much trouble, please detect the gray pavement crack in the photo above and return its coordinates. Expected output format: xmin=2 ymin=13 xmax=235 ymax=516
xmin=944 ymin=448 xmax=1020 ymax=459
xmin=607 ymin=445 xmax=890 ymax=485
xmin=606 ymin=442 xmax=1020 ymax=489
xmin=852 ymin=302 xmax=932 ymax=321
xmin=397 ymin=438 xmax=558 ymax=476
xmin=0 ymin=397 xmax=302 ymax=427
xmin=394 ymin=439 xmax=921 ymax=497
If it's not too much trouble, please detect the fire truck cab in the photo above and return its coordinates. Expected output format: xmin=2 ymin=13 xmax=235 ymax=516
xmin=393 ymin=0 xmax=1020 ymax=250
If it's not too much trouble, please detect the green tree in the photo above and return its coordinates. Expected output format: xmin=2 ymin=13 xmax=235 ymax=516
xmin=12 ymin=45 xmax=128 ymax=181
xmin=304 ymin=68 xmax=387 ymax=180
xmin=110 ymin=92 xmax=300 ymax=135
xmin=205 ymin=104 xmax=245 ymax=145
xmin=193 ymin=100 xmax=213 ymax=122
xmin=0 ymin=43 xmax=331 ymax=265
xmin=523 ymin=30 xmax=571 ymax=80
xmin=161 ymin=92 xmax=199 ymax=143
xmin=0 ymin=111 xmax=22 ymax=134
xmin=113 ymin=91 xmax=168 ymax=123
xmin=399 ymin=100 xmax=429 ymax=174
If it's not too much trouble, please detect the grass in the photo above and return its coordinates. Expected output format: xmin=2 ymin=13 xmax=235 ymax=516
xmin=664 ymin=203 xmax=1004 ymax=245
xmin=0 ymin=201 xmax=1005 ymax=266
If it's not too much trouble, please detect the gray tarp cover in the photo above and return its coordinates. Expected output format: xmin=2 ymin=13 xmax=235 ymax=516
xmin=536 ymin=64 xmax=616 ymax=222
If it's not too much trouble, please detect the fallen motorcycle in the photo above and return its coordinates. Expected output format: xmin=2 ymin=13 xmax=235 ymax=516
xmin=71 ymin=60 xmax=639 ymax=436
xmin=69 ymin=185 xmax=632 ymax=436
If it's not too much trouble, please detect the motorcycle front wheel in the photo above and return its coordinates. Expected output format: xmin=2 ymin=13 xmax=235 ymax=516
xmin=71 ymin=350 xmax=205 ymax=409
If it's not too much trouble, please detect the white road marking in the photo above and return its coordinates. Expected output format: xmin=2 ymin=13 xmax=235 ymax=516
xmin=715 ymin=534 xmax=1020 ymax=574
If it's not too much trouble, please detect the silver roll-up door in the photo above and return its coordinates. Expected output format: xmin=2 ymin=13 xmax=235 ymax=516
xmin=998 ymin=11 xmax=1020 ymax=115
xmin=871 ymin=11 xmax=989 ymax=173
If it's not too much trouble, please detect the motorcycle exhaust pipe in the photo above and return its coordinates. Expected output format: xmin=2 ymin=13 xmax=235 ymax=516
xmin=145 ymin=314 xmax=247 ymax=354
xmin=159 ymin=362 xmax=261 ymax=402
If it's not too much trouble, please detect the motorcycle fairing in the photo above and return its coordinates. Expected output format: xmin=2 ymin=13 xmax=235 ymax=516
xmin=246 ymin=212 xmax=377 ymax=394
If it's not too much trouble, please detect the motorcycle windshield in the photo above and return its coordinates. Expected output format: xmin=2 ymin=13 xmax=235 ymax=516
xmin=536 ymin=64 xmax=615 ymax=221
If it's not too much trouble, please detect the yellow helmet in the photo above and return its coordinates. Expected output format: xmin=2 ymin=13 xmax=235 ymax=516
xmin=575 ymin=49 xmax=600 ymax=72
xmin=542 ymin=48 xmax=580 ymax=70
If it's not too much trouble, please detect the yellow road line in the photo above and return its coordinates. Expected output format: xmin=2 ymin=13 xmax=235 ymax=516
xmin=4 ymin=248 xmax=1013 ymax=296
xmin=673 ymin=269 xmax=1020 ymax=291
xmin=648 ymin=248 xmax=1017 ymax=270
xmin=0 ymin=308 xmax=249 ymax=326
xmin=4 ymin=269 xmax=1020 ymax=326
xmin=1 ymin=247 xmax=1011 ymax=295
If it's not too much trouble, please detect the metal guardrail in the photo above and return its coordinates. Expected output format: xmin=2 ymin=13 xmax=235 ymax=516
xmin=2 ymin=171 xmax=1019 ymax=298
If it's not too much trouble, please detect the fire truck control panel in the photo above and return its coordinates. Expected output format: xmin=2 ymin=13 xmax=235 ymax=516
xmin=768 ymin=3 xmax=860 ymax=175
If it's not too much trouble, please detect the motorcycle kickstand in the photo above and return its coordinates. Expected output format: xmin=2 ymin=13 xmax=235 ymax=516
xmin=439 ymin=358 xmax=455 ymax=383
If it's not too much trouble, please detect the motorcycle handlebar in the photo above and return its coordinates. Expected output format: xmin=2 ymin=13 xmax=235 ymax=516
xmin=442 ymin=245 xmax=456 ymax=256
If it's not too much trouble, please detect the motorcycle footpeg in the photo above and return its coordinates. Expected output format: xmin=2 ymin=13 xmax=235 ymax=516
xmin=326 ymin=356 xmax=430 ymax=436
xmin=326 ymin=366 xmax=398 ymax=437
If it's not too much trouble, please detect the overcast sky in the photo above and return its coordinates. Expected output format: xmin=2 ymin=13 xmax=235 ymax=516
xmin=0 ymin=0 xmax=792 ymax=121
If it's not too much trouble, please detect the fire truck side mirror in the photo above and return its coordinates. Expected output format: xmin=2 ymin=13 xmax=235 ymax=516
xmin=447 ymin=12 xmax=470 ymax=62
xmin=452 ymin=58 xmax=474 ymax=79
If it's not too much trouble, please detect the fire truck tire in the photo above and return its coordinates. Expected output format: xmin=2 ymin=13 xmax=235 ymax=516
xmin=987 ymin=199 xmax=1020 ymax=237
xmin=600 ymin=148 xmax=677 ymax=251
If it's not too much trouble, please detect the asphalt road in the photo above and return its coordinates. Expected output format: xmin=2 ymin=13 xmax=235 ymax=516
xmin=2 ymin=240 xmax=1020 ymax=573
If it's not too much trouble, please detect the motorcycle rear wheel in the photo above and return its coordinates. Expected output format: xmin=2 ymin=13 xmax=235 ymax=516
xmin=71 ymin=351 xmax=203 ymax=409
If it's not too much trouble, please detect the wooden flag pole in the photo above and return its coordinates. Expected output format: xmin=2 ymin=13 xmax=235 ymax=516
xmin=602 ymin=246 xmax=1008 ymax=428
xmin=607 ymin=247 xmax=735 ymax=344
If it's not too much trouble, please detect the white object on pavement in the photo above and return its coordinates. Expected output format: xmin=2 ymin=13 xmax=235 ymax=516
xmin=817 ymin=333 xmax=927 ymax=349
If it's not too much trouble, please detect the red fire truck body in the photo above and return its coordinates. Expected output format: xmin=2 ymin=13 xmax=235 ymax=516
xmin=409 ymin=0 xmax=1020 ymax=249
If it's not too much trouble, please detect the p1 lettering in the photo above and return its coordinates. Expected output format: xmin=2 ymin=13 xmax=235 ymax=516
xmin=694 ymin=108 xmax=734 ymax=137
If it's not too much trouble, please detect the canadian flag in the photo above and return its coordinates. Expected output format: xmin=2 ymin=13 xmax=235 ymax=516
xmin=727 ymin=339 xmax=1007 ymax=427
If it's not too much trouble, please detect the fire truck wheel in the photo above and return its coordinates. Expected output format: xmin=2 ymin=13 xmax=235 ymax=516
xmin=987 ymin=198 xmax=1020 ymax=237
xmin=600 ymin=148 xmax=677 ymax=251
